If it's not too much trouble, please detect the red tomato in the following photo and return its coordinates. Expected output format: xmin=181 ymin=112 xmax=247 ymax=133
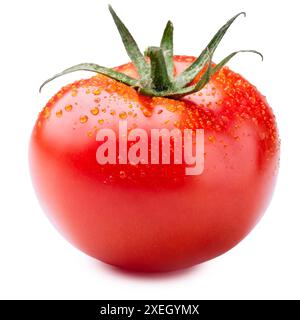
xmin=30 ymin=7 xmax=279 ymax=272
xmin=30 ymin=55 xmax=279 ymax=272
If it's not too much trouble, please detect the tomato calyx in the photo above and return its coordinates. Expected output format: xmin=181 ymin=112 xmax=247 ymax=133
xmin=39 ymin=5 xmax=263 ymax=98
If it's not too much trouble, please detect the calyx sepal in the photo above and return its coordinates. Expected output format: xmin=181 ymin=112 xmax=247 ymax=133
xmin=40 ymin=5 xmax=263 ymax=98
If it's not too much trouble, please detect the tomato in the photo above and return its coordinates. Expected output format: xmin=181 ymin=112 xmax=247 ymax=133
xmin=29 ymin=7 xmax=279 ymax=272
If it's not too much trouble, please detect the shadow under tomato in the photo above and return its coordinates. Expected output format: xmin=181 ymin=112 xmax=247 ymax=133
xmin=89 ymin=259 xmax=206 ymax=281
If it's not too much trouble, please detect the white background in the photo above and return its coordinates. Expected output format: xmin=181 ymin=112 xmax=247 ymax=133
xmin=0 ymin=0 xmax=299 ymax=300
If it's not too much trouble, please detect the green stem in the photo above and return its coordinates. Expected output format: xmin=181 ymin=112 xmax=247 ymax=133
xmin=160 ymin=21 xmax=174 ymax=80
xmin=40 ymin=6 xmax=263 ymax=100
xmin=108 ymin=5 xmax=150 ymax=86
xmin=145 ymin=46 xmax=173 ymax=92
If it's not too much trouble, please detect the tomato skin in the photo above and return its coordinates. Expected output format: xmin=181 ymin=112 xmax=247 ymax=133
xmin=30 ymin=56 xmax=279 ymax=272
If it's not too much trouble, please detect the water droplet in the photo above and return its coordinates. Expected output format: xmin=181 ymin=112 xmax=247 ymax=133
xmin=90 ymin=107 xmax=99 ymax=116
xmin=71 ymin=90 xmax=78 ymax=97
xmin=143 ymin=109 xmax=152 ymax=117
xmin=42 ymin=107 xmax=51 ymax=119
xmin=65 ymin=104 xmax=73 ymax=112
xmin=208 ymin=136 xmax=216 ymax=143
xmin=56 ymin=110 xmax=63 ymax=117
xmin=119 ymin=112 xmax=127 ymax=120
xmin=93 ymin=88 xmax=102 ymax=95
xmin=119 ymin=171 xmax=126 ymax=179
xmin=79 ymin=115 xmax=88 ymax=124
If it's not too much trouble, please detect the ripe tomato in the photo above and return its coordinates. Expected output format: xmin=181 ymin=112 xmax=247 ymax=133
xmin=30 ymin=7 xmax=279 ymax=272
